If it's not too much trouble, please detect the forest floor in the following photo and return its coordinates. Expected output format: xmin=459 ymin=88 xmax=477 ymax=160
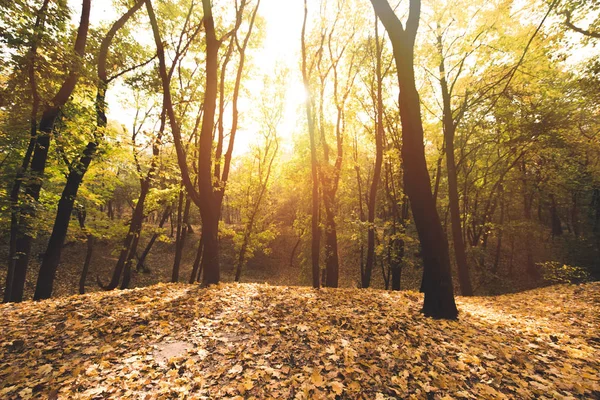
xmin=0 ymin=282 xmax=598 ymax=399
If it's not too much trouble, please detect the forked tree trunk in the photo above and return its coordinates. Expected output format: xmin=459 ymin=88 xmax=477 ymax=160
xmin=136 ymin=205 xmax=172 ymax=272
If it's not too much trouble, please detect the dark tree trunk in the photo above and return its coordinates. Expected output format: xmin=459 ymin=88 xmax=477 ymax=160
xmin=5 ymin=1 xmax=91 ymax=303
xmin=302 ymin=0 xmax=320 ymax=289
xmin=199 ymin=211 xmax=220 ymax=286
xmin=102 ymin=181 xmax=149 ymax=290
xmin=76 ymin=209 xmax=94 ymax=295
xmin=363 ymin=17 xmax=385 ymax=289
xmin=136 ymin=205 xmax=171 ymax=272
xmin=521 ymin=160 xmax=540 ymax=280
xmin=34 ymin=0 xmax=142 ymax=300
xmin=571 ymin=192 xmax=579 ymax=237
xmin=4 ymin=0 xmax=49 ymax=303
xmin=370 ymin=0 xmax=458 ymax=319
xmin=323 ymin=205 xmax=339 ymax=287
xmin=550 ymin=194 xmax=563 ymax=238
xmin=189 ymin=235 xmax=204 ymax=284
xmin=492 ymin=195 xmax=505 ymax=274
xmin=437 ymin=32 xmax=473 ymax=296
xmin=172 ymin=191 xmax=191 ymax=282
xmin=34 ymin=141 xmax=96 ymax=299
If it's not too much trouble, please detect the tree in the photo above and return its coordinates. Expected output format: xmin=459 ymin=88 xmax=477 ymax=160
xmin=4 ymin=0 xmax=91 ymax=303
xmin=301 ymin=0 xmax=321 ymax=289
xmin=152 ymin=0 xmax=261 ymax=286
xmin=34 ymin=0 xmax=146 ymax=300
xmin=369 ymin=0 xmax=458 ymax=319
xmin=361 ymin=16 xmax=385 ymax=289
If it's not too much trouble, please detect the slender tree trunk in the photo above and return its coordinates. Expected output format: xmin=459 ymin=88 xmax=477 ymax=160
xmin=363 ymin=17 xmax=385 ymax=289
xmin=370 ymin=0 xmax=457 ymax=319
xmin=172 ymin=191 xmax=191 ymax=282
xmin=189 ymin=234 xmax=204 ymax=283
xmin=302 ymin=0 xmax=320 ymax=289
xmin=323 ymin=201 xmax=339 ymax=287
xmin=521 ymin=160 xmax=540 ymax=280
xmin=571 ymin=192 xmax=579 ymax=237
xmin=136 ymin=205 xmax=171 ymax=272
xmin=550 ymin=194 xmax=563 ymax=238
xmin=76 ymin=209 xmax=94 ymax=295
xmin=101 ymin=181 xmax=148 ymax=290
xmin=492 ymin=194 xmax=505 ymax=274
xmin=437 ymin=32 xmax=473 ymax=296
xmin=34 ymin=142 xmax=96 ymax=299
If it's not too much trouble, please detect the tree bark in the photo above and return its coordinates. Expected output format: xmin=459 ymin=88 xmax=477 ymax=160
xmin=363 ymin=17 xmax=385 ymax=289
xmin=302 ymin=0 xmax=321 ymax=289
xmin=370 ymin=0 xmax=458 ymax=319
xmin=4 ymin=0 xmax=50 ymax=303
xmin=76 ymin=208 xmax=94 ymax=294
xmin=5 ymin=0 xmax=91 ymax=302
xmin=35 ymin=0 xmax=146 ymax=299
xmin=437 ymin=33 xmax=473 ymax=296
xmin=189 ymin=235 xmax=204 ymax=283
xmin=172 ymin=191 xmax=191 ymax=282
xmin=136 ymin=204 xmax=171 ymax=272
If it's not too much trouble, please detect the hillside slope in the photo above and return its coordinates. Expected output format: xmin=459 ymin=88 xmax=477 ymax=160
xmin=1 ymin=282 xmax=599 ymax=399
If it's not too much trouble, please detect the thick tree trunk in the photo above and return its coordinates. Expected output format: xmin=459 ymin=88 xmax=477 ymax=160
xmin=521 ymin=160 xmax=540 ymax=280
xmin=200 ymin=211 xmax=220 ymax=286
xmin=370 ymin=0 xmax=458 ymax=319
xmin=3 ymin=0 xmax=51 ymax=303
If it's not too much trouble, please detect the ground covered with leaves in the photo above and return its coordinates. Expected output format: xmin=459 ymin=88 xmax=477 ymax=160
xmin=1 ymin=282 xmax=599 ymax=399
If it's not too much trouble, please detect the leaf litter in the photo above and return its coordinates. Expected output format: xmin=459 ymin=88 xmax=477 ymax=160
xmin=0 ymin=282 xmax=598 ymax=399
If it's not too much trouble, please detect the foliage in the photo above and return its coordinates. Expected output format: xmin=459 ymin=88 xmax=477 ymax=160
xmin=539 ymin=261 xmax=591 ymax=284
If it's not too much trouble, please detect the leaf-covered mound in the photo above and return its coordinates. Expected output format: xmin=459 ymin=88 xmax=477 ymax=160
xmin=1 ymin=282 xmax=599 ymax=399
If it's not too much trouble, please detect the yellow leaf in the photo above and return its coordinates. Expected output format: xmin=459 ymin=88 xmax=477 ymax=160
xmin=37 ymin=364 xmax=53 ymax=376
xmin=311 ymin=368 xmax=324 ymax=387
xmin=329 ymin=381 xmax=344 ymax=395
xmin=229 ymin=364 xmax=243 ymax=375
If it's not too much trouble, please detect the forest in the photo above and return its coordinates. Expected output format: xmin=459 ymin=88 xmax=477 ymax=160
xmin=0 ymin=0 xmax=599 ymax=397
